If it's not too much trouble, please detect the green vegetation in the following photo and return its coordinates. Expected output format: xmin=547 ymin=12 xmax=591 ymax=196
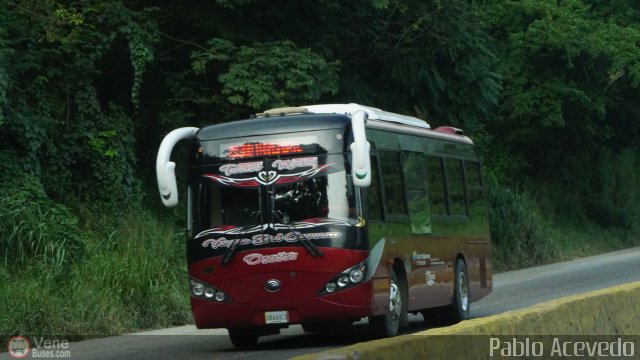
xmin=0 ymin=196 xmax=191 ymax=335
xmin=1 ymin=0 xmax=640 ymax=335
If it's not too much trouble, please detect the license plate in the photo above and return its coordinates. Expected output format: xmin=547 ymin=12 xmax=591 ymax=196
xmin=265 ymin=311 xmax=289 ymax=324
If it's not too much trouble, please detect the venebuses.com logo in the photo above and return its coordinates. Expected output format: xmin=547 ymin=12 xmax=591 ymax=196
xmin=5 ymin=336 xmax=71 ymax=359
xmin=6 ymin=336 xmax=30 ymax=358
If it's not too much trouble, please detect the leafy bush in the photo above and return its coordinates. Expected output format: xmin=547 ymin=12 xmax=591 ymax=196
xmin=486 ymin=175 xmax=555 ymax=271
xmin=0 ymin=153 xmax=83 ymax=274
xmin=585 ymin=148 xmax=640 ymax=231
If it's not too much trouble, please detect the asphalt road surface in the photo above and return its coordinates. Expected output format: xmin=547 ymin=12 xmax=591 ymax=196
xmin=4 ymin=246 xmax=640 ymax=360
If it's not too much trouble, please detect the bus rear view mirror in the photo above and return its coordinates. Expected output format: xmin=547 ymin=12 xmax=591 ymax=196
xmin=350 ymin=110 xmax=371 ymax=187
xmin=156 ymin=127 xmax=199 ymax=207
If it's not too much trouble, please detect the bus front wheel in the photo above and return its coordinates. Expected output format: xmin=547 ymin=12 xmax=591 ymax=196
xmin=228 ymin=329 xmax=259 ymax=349
xmin=369 ymin=268 xmax=404 ymax=337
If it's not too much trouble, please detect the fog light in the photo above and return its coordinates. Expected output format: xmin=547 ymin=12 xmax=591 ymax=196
xmin=337 ymin=275 xmax=350 ymax=287
xmin=325 ymin=283 xmax=337 ymax=293
xmin=215 ymin=291 xmax=226 ymax=302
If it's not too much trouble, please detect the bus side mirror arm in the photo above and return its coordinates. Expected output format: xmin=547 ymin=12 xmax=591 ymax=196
xmin=350 ymin=110 xmax=371 ymax=187
xmin=156 ymin=127 xmax=199 ymax=207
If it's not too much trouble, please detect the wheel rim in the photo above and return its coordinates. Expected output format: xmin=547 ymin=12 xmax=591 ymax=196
xmin=458 ymin=271 xmax=469 ymax=312
xmin=389 ymin=280 xmax=401 ymax=324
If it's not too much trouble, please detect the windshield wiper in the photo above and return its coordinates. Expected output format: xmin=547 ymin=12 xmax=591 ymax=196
xmin=272 ymin=210 xmax=323 ymax=257
xmin=221 ymin=210 xmax=261 ymax=264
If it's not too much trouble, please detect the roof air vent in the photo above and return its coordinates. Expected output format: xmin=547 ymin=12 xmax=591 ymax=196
xmin=434 ymin=126 xmax=464 ymax=136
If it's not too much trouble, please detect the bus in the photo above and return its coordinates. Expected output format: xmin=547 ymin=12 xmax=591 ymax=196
xmin=156 ymin=103 xmax=492 ymax=347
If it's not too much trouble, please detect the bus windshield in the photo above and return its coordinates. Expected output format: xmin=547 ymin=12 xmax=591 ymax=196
xmin=272 ymin=170 xmax=354 ymax=223
xmin=196 ymin=155 xmax=357 ymax=234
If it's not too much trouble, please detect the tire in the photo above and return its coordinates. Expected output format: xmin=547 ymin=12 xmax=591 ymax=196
xmin=301 ymin=323 xmax=327 ymax=333
xmin=369 ymin=268 xmax=405 ymax=337
xmin=422 ymin=258 xmax=470 ymax=327
xmin=447 ymin=258 xmax=470 ymax=323
xmin=228 ymin=329 xmax=259 ymax=349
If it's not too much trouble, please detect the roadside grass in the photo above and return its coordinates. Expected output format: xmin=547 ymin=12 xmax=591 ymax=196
xmin=550 ymin=222 xmax=640 ymax=261
xmin=487 ymin=178 xmax=640 ymax=272
xmin=0 ymin=207 xmax=191 ymax=336
xmin=491 ymin=221 xmax=639 ymax=273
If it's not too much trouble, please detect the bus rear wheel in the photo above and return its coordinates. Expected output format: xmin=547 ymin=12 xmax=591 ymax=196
xmin=369 ymin=268 xmax=404 ymax=337
xmin=444 ymin=258 xmax=470 ymax=324
xmin=422 ymin=259 xmax=470 ymax=326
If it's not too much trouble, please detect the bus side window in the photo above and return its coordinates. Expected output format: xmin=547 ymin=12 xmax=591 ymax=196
xmin=426 ymin=156 xmax=447 ymax=216
xmin=403 ymin=152 xmax=432 ymax=234
xmin=367 ymin=155 xmax=383 ymax=221
xmin=379 ymin=151 xmax=407 ymax=216
xmin=445 ymin=159 xmax=467 ymax=217
xmin=464 ymin=161 xmax=485 ymax=218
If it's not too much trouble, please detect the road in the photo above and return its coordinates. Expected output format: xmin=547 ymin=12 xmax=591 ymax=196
xmin=4 ymin=247 xmax=640 ymax=359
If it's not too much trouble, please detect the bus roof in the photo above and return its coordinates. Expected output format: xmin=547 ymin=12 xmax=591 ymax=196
xmin=196 ymin=113 xmax=350 ymax=141
xmin=196 ymin=104 xmax=471 ymax=144
xmin=259 ymin=103 xmax=430 ymax=129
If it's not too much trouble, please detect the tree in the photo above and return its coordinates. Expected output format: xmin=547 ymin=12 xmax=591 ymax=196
xmin=481 ymin=0 xmax=640 ymax=227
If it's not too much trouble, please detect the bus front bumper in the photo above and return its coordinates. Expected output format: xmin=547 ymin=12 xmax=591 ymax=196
xmin=191 ymin=284 xmax=372 ymax=330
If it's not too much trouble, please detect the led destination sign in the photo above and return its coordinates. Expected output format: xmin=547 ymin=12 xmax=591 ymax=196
xmin=222 ymin=136 xmax=319 ymax=159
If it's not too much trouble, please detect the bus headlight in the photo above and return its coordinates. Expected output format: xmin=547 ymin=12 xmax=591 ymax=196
xmin=191 ymin=281 xmax=205 ymax=296
xmin=349 ymin=268 xmax=364 ymax=283
xmin=319 ymin=262 xmax=367 ymax=295
xmin=190 ymin=278 xmax=230 ymax=303
xmin=325 ymin=283 xmax=337 ymax=293
xmin=204 ymin=287 xmax=215 ymax=298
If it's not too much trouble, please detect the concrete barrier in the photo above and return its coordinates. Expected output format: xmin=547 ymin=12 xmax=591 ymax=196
xmin=291 ymin=282 xmax=640 ymax=360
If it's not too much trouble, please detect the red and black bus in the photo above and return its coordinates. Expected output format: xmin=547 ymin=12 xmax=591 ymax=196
xmin=156 ymin=104 xmax=492 ymax=347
